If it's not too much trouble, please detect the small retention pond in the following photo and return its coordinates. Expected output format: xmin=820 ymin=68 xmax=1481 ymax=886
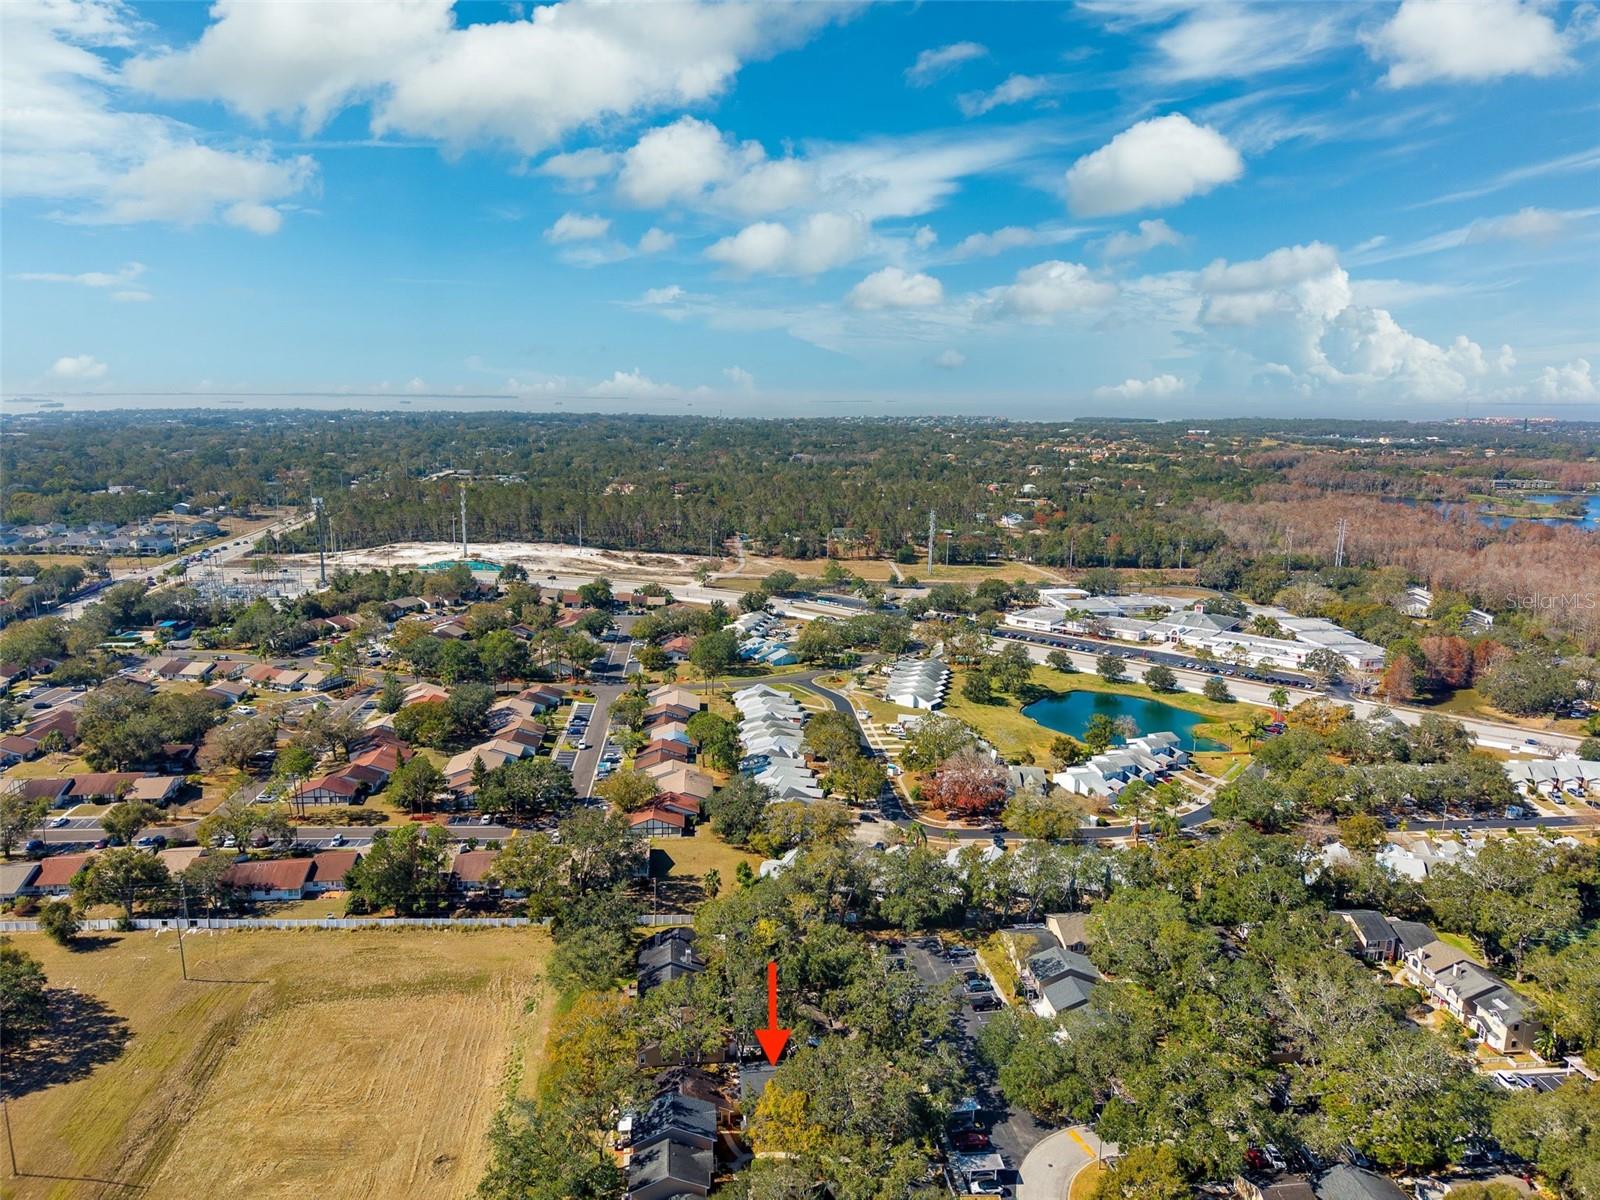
xmin=1021 ymin=690 xmax=1230 ymax=752
xmin=424 ymin=559 xmax=505 ymax=572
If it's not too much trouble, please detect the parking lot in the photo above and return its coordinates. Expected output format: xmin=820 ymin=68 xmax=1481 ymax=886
xmin=902 ymin=936 xmax=1052 ymax=1195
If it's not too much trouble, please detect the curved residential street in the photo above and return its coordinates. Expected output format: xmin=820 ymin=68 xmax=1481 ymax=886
xmin=1017 ymin=1127 xmax=1115 ymax=1200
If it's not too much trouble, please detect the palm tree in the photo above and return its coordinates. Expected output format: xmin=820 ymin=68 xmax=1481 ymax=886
xmin=1269 ymin=686 xmax=1289 ymax=712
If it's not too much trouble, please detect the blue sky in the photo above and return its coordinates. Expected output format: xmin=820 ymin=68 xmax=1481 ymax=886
xmin=3 ymin=0 xmax=1598 ymax=418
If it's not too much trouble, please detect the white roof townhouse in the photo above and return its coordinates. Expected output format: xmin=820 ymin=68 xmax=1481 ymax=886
xmin=884 ymin=658 xmax=950 ymax=710
xmin=1051 ymin=734 xmax=1185 ymax=798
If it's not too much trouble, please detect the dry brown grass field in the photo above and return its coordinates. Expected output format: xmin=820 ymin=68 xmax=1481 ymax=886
xmin=2 ymin=928 xmax=555 ymax=1200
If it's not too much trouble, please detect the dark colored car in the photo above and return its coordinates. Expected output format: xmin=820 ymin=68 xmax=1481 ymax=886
xmin=969 ymin=993 xmax=1002 ymax=1011
xmin=951 ymin=1129 xmax=991 ymax=1152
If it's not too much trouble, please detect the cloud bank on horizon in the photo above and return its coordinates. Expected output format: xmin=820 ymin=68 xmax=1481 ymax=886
xmin=2 ymin=0 xmax=1598 ymax=417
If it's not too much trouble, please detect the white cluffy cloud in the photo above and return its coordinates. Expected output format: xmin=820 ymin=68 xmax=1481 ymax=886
xmin=957 ymin=74 xmax=1056 ymax=118
xmin=588 ymin=368 xmax=709 ymax=401
xmin=706 ymin=213 xmax=866 ymax=276
xmin=50 ymin=353 xmax=109 ymax=380
xmin=537 ymin=148 xmax=620 ymax=190
xmin=932 ymin=349 xmax=966 ymax=369
xmin=950 ymin=225 xmax=1083 ymax=260
xmin=1065 ymin=114 xmax=1243 ymax=217
xmin=544 ymin=212 xmax=610 ymax=243
xmin=1365 ymin=0 xmax=1575 ymax=87
xmin=906 ymin=42 xmax=986 ymax=85
xmin=5 ymin=1 xmax=316 ymax=233
xmin=607 ymin=117 xmax=1030 ymax=227
xmin=987 ymin=260 xmax=1117 ymax=319
xmin=638 ymin=227 xmax=675 ymax=254
xmin=617 ymin=116 xmax=750 ymax=206
xmin=847 ymin=266 xmax=944 ymax=310
xmin=723 ymin=365 xmax=756 ymax=390
xmin=130 ymin=0 xmax=837 ymax=155
xmin=1094 ymin=374 xmax=1187 ymax=400
xmin=1192 ymin=241 xmax=1516 ymax=401
xmin=1100 ymin=219 xmax=1183 ymax=259
xmin=1536 ymin=358 xmax=1597 ymax=401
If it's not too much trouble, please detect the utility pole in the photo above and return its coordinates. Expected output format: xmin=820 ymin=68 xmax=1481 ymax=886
xmin=2 ymin=1094 xmax=15 ymax=1178
xmin=1284 ymin=525 xmax=1294 ymax=572
xmin=926 ymin=509 xmax=935 ymax=573
xmin=1177 ymin=538 xmax=1185 ymax=571
xmin=459 ymin=482 xmax=468 ymax=561
xmin=312 ymin=497 xmax=327 ymax=586
xmin=177 ymin=877 xmax=190 ymax=981
xmin=1333 ymin=518 xmax=1349 ymax=569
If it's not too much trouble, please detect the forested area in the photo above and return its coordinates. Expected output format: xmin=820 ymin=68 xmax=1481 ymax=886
xmin=4 ymin=412 xmax=1591 ymax=568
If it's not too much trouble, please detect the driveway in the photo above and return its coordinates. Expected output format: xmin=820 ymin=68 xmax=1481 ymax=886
xmin=1017 ymin=1126 xmax=1114 ymax=1200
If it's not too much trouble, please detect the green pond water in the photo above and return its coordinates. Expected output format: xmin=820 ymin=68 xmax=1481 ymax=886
xmin=1022 ymin=690 xmax=1229 ymax=752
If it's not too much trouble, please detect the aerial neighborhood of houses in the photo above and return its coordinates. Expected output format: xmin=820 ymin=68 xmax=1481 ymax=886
xmin=0 ymin=515 xmax=228 ymax=558
xmin=1 ymin=478 xmax=1597 ymax=1200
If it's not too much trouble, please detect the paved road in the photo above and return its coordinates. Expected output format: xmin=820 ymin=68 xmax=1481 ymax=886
xmin=573 ymin=617 xmax=637 ymax=797
xmin=903 ymin=938 xmax=1052 ymax=1187
xmin=56 ymin=513 xmax=312 ymax=618
xmin=1017 ymin=1127 xmax=1114 ymax=1200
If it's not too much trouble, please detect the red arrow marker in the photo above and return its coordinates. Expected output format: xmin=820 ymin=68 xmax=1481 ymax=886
xmin=754 ymin=959 xmax=792 ymax=1065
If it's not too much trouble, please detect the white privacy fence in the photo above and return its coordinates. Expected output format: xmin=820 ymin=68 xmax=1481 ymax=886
xmin=0 ymin=912 xmax=690 ymax=933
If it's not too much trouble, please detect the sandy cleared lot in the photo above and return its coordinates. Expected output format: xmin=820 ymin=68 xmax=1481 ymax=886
xmin=305 ymin=540 xmax=723 ymax=586
xmin=2 ymin=928 xmax=554 ymax=1200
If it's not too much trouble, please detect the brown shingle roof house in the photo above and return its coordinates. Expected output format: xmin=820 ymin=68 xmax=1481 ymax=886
xmin=220 ymin=858 xmax=315 ymax=899
xmin=31 ymin=852 xmax=94 ymax=894
xmin=450 ymin=849 xmax=499 ymax=889
xmin=308 ymin=850 xmax=361 ymax=892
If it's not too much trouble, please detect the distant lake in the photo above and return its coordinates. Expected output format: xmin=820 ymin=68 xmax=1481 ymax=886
xmin=1392 ymin=493 xmax=1600 ymax=531
xmin=1022 ymin=690 xmax=1229 ymax=752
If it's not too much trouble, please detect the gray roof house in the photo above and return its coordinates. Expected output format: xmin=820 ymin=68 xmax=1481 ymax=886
xmin=1027 ymin=947 xmax=1101 ymax=1019
xmin=1335 ymin=910 xmax=1409 ymax=962
xmin=1314 ymin=1166 xmax=1408 ymax=1200
xmin=626 ymin=1137 xmax=713 ymax=1200
xmin=631 ymin=1091 xmax=718 ymax=1152
xmin=1432 ymin=959 xmax=1542 ymax=1053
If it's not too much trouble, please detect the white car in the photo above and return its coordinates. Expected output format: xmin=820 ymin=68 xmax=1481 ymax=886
xmin=854 ymin=709 xmax=870 ymax=721
xmin=50 ymin=815 xmax=71 ymax=828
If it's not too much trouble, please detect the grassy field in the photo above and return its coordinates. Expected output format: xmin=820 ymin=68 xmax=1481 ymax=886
xmin=940 ymin=666 xmax=1246 ymax=765
xmin=651 ymin=824 xmax=763 ymax=880
xmin=1416 ymin=687 xmax=1587 ymax=737
xmin=3 ymin=927 xmax=555 ymax=1200
xmin=3 ymin=751 xmax=91 ymax=780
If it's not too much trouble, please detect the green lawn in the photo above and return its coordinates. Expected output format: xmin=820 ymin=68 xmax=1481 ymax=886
xmin=1416 ymin=687 xmax=1586 ymax=737
xmin=651 ymin=825 xmax=763 ymax=879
